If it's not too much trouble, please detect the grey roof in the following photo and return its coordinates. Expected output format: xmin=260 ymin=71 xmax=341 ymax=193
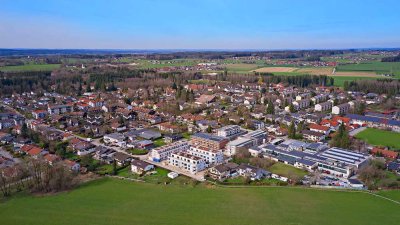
xmin=346 ymin=114 xmax=400 ymax=127
xmin=131 ymin=159 xmax=152 ymax=169
xmin=296 ymin=158 xmax=317 ymax=166
xmin=193 ymin=132 xmax=227 ymax=142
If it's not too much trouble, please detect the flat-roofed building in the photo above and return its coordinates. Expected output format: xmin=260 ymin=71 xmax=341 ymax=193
xmin=148 ymin=140 xmax=190 ymax=162
xmin=168 ymin=152 xmax=206 ymax=174
xmin=191 ymin=133 xmax=229 ymax=151
xmin=226 ymin=138 xmax=254 ymax=156
xmin=216 ymin=125 xmax=244 ymax=140
xmin=188 ymin=145 xmax=224 ymax=166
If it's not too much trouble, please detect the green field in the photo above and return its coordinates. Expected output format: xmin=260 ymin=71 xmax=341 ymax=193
xmin=337 ymin=61 xmax=400 ymax=78
xmin=134 ymin=59 xmax=199 ymax=69
xmin=355 ymin=128 xmax=400 ymax=150
xmin=268 ymin=162 xmax=308 ymax=177
xmin=332 ymin=76 xmax=378 ymax=87
xmin=0 ymin=64 xmax=61 ymax=72
xmin=378 ymin=190 xmax=400 ymax=202
xmin=1 ymin=178 xmax=399 ymax=225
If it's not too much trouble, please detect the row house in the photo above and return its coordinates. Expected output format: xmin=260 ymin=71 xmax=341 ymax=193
xmin=309 ymin=124 xmax=330 ymax=135
xmin=32 ymin=110 xmax=48 ymax=119
xmin=311 ymin=94 xmax=329 ymax=104
xmin=332 ymin=103 xmax=351 ymax=115
xmin=314 ymin=101 xmax=332 ymax=112
xmin=47 ymin=104 xmax=73 ymax=115
xmin=291 ymin=99 xmax=310 ymax=111
xmin=346 ymin=114 xmax=400 ymax=132
xmin=302 ymin=130 xmax=326 ymax=142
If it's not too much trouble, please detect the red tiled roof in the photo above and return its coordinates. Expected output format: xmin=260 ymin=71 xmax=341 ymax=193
xmin=309 ymin=123 xmax=329 ymax=131
xmin=27 ymin=147 xmax=43 ymax=156
xmin=43 ymin=154 xmax=60 ymax=162
xmin=371 ymin=148 xmax=398 ymax=159
xmin=21 ymin=144 xmax=34 ymax=153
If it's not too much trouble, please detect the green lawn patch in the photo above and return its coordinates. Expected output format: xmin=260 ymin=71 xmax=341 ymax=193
xmin=355 ymin=128 xmax=400 ymax=150
xmin=332 ymin=76 xmax=378 ymax=87
xmin=153 ymin=138 xmax=166 ymax=147
xmin=378 ymin=189 xmax=400 ymax=202
xmin=128 ymin=148 xmax=148 ymax=155
xmin=268 ymin=162 xmax=308 ymax=177
xmin=1 ymin=178 xmax=399 ymax=225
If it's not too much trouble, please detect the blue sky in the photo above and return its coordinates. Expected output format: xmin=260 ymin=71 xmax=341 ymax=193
xmin=1 ymin=0 xmax=400 ymax=49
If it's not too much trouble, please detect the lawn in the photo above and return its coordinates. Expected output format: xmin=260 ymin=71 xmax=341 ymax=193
xmin=268 ymin=162 xmax=308 ymax=177
xmin=337 ymin=61 xmax=400 ymax=78
xmin=355 ymin=128 xmax=400 ymax=150
xmin=153 ymin=138 xmax=166 ymax=147
xmin=0 ymin=64 xmax=61 ymax=72
xmin=128 ymin=148 xmax=148 ymax=155
xmin=378 ymin=190 xmax=400 ymax=202
xmin=1 ymin=178 xmax=399 ymax=225
xmin=332 ymin=76 xmax=378 ymax=87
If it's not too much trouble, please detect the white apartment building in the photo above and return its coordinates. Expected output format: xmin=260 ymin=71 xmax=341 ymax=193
xmin=311 ymin=94 xmax=329 ymax=104
xmin=314 ymin=101 xmax=333 ymax=112
xmin=188 ymin=146 xmax=224 ymax=166
xmin=149 ymin=140 xmax=190 ymax=162
xmin=225 ymin=138 xmax=254 ymax=156
xmin=47 ymin=104 xmax=74 ymax=115
xmin=168 ymin=152 xmax=206 ymax=174
xmin=292 ymin=99 xmax=310 ymax=110
xmin=216 ymin=125 xmax=243 ymax=139
xmin=332 ymin=103 xmax=350 ymax=115
xmin=241 ymin=130 xmax=267 ymax=146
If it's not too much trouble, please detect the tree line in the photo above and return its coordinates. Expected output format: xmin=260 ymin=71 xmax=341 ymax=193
xmin=0 ymin=158 xmax=78 ymax=197
xmin=344 ymin=79 xmax=400 ymax=96
xmin=381 ymin=54 xmax=400 ymax=62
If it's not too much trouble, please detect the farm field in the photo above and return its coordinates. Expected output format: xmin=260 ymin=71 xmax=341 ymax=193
xmin=337 ymin=61 xmax=400 ymax=78
xmin=224 ymin=63 xmax=260 ymax=72
xmin=253 ymin=66 xmax=298 ymax=73
xmin=254 ymin=66 xmax=379 ymax=77
xmin=133 ymin=59 xmax=199 ymax=69
xmin=1 ymin=178 xmax=399 ymax=225
xmin=0 ymin=64 xmax=61 ymax=72
xmin=355 ymin=128 xmax=400 ymax=150
xmin=332 ymin=76 xmax=378 ymax=87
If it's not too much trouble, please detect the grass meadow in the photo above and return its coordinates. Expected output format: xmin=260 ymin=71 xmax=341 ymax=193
xmin=355 ymin=128 xmax=400 ymax=150
xmin=0 ymin=178 xmax=399 ymax=225
xmin=0 ymin=64 xmax=61 ymax=72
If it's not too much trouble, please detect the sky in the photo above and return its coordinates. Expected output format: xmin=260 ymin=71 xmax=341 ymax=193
xmin=1 ymin=0 xmax=400 ymax=49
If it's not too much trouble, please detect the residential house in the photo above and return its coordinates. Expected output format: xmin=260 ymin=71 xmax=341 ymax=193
xmin=237 ymin=164 xmax=270 ymax=180
xmin=208 ymin=162 xmax=239 ymax=180
xmin=131 ymin=159 xmax=154 ymax=174
xmin=47 ymin=104 xmax=73 ymax=115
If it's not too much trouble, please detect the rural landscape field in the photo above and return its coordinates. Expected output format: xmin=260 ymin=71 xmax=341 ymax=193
xmin=1 ymin=178 xmax=399 ymax=225
xmin=1 ymin=1 xmax=400 ymax=225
